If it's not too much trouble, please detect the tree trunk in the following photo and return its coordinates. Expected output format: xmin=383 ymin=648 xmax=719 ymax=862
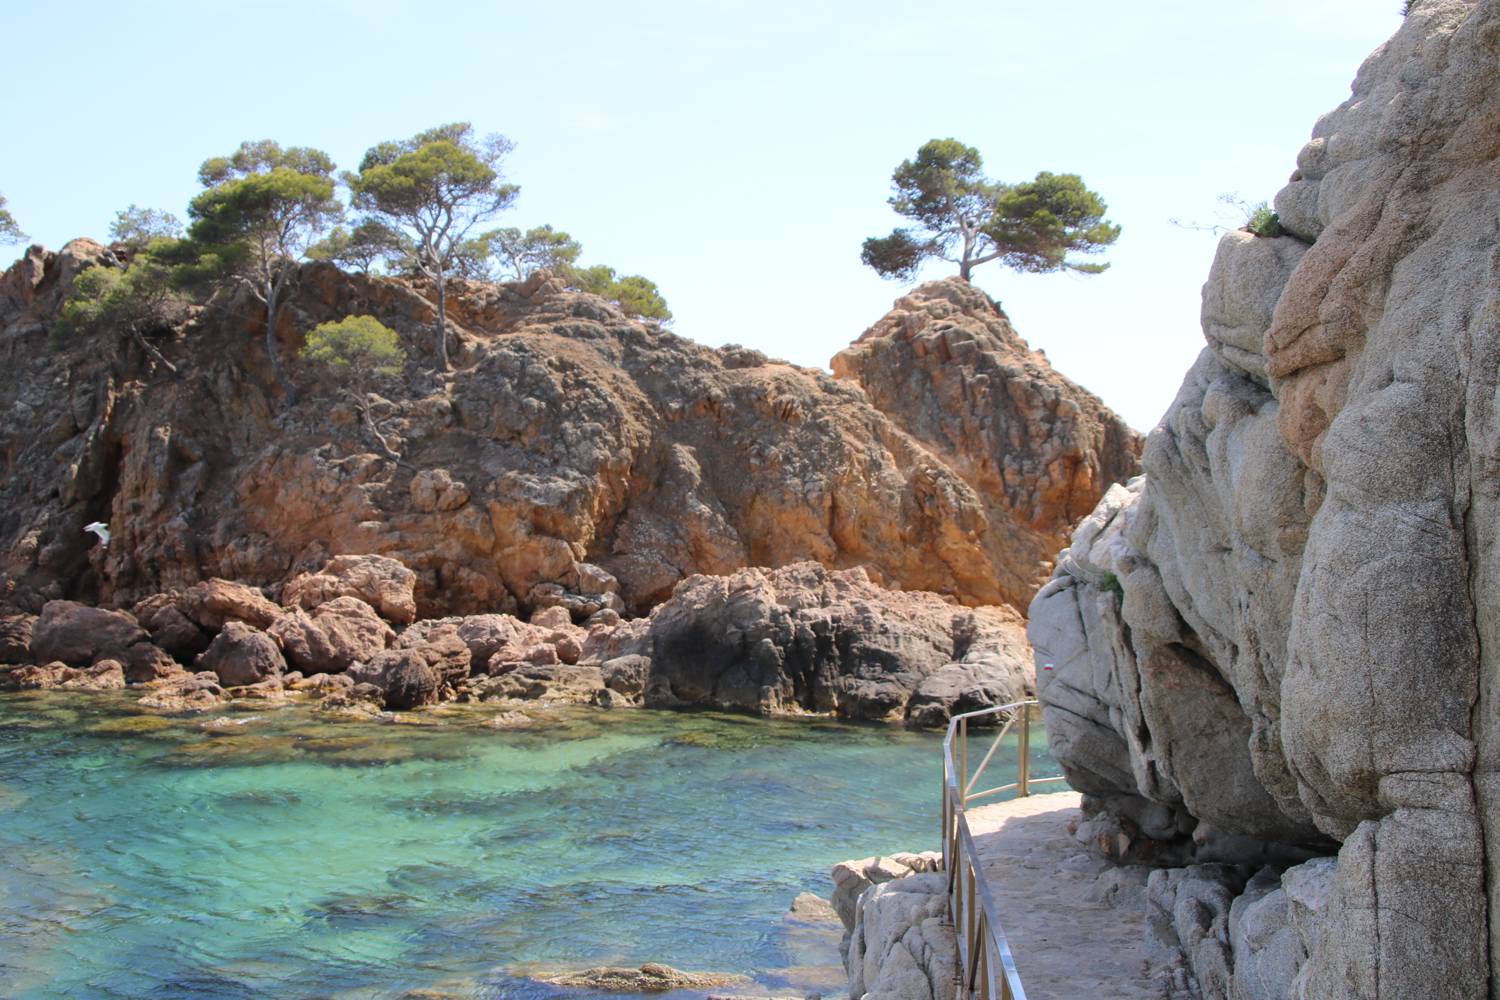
xmin=958 ymin=258 xmax=973 ymax=282
xmin=357 ymin=397 xmax=408 ymax=467
xmin=130 ymin=329 xmax=179 ymax=376
xmin=265 ymin=284 xmax=298 ymax=402
xmin=435 ymin=269 xmax=450 ymax=371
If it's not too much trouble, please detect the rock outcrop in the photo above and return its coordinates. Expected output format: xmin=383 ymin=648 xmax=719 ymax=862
xmin=642 ymin=563 xmax=1033 ymax=723
xmin=1031 ymin=3 xmax=1500 ymax=996
xmin=0 ymin=555 xmax=1029 ymax=726
xmin=834 ymin=278 xmax=1141 ymax=609
xmin=831 ymin=854 xmax=953 ymax=1000
xmin=0 ymin=245 xmax=1136 ymax=621
xmin=535 ymin=963 xmax=746 ymax=992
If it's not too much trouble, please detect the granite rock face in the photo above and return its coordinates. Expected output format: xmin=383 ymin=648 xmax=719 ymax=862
xmin=0 ymin=251 xmax=1135 ymax=621
xmin=1032 ymin=2 xmax=1500 ymax=996
xmin=844 ymin=873 xmax=956 ymax=1000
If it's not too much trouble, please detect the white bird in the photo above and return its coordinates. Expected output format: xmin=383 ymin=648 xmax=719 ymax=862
xmin=84 ymin=522 xmax=111 ymax=548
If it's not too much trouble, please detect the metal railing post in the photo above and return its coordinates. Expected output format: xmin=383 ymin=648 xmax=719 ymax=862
xmin=959 ymin=716 xmax=969 ymax=808
xmin=940 ymin=699 xmax=1059 ymax=1000
xmin=1018 ymin=708 xmax=1030 ymax=797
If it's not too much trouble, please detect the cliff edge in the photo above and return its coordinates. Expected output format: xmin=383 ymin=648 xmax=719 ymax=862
xmin=0 ymin=252 xmax=1137 ymax=622
xmin=1031 ymin=1 xmax=1500 ymax=996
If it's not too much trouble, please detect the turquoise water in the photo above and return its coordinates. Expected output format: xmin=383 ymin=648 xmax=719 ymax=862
xmin=0 ymin=693 xmax=1052 ymax=999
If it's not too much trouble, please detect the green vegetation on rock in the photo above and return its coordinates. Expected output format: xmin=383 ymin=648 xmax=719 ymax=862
xmin=299 ymin=314 xmax=408 ymax=464
xmin=108 ymin=205 xmax=183 ymax=252
xmin=1246 ymin=202 xmax=1284 ymax=238
xmin=307 ymin=219 xmax=404 ymax=274
xmin=0 ymin=194 xmax=25 ymax=245
xmin=185 ymin=140 xmax=342 ymax=397
xmin=483 ymin=224 xmax=582 ymax=280
xmin=51 ymin=239 xmax=190 ymax=370
xmin=563 ymin=264 xmax=672 ymax=321
xmin=344 ymin=123 xmax=519 ymax=371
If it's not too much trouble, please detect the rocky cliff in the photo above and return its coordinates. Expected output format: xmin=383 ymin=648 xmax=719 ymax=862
xmin=0 ymin=249 xmax=1137 ymax=622
xmin=1031 ymin=1 xmax=1500 ymax=996
xmin=833 ymin=279 xmax=1142 ymax=610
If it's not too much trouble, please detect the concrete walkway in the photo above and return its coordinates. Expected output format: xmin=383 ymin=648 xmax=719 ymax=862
xmin=965 ymin=791 xmax=1160 ymax=999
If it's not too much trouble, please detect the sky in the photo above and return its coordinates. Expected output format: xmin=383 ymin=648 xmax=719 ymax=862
xmin=0 ymin=1 xmax=1400 ymax=431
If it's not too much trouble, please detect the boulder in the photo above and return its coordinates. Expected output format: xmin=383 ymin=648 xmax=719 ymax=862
xmin=30 ymin=600 xmax=148 ymax=666
xmin=282 ymin=554 xmax=418 ymax=625
xmin=268 ymin=596 xmax=394 ymax=674
xmin=527 ymin=604 xmax=572 ymax=630
xmin=473 ymin=663 xmax=606 ymax=705
xmin=0 ymin=613 xmax=35 ymax=663
xmin=8 ymin=660 xmax=126 ymax=692
xmin=392 ymin=624 xmax=472 ymax=685
xmin=180 ymin=579 xmax=282 ymax=631
xmin=131 ymin=594 xmax=211 ymax=660
xmin=348 ymin=631 xmax=470 ymax=709
xmin=644 ymin=562 xmax=1032 ymax=722
xmin=116 ymin=641 xmax=181 ymax=683
xmin=136 ymin=672 xmax=226 ymax=712
xmin=843 ymin=872 xmax=956 ymax=1000
xmin=198 ymin=621 xmax=286 ymax=688
xmin=537 ymin=964 xmax=745 ymax=992
xmin=830 ymin=855 xmax=938 ymax=932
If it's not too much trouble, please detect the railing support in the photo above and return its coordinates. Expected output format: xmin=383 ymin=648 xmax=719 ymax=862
xmin=1018 ymin=708 xmax=1030 ymax=798
xmin=941 ymin=699 xmax=1065 ymax=1000
xmin=959 ymin=716 xmax=968 ymax=808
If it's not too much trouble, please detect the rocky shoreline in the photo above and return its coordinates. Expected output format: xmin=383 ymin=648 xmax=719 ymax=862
xmin=0 ymin=554 xmax=1033 ymax=726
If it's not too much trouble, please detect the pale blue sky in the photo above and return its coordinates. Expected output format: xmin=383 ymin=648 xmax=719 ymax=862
xmin=1 ymin=1 xmax=1399 ymax=429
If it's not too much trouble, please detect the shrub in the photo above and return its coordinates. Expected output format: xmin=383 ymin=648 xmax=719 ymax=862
xmin=50 ymin=241 xmax=190 ymax=371
xmin=299 ymin=315 xmax=408 ymax=464
xmin=300 ymin=315 xmax=405 ymax=379
xmin=1099 ymin=571 xmax=1124 ymax=598
xmin=1246 ymin=202 xmax=1284 ymax=238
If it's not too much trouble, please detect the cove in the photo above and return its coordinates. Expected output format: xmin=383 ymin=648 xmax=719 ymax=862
xmin=0 ymin=693 xmax=1053 ymax=999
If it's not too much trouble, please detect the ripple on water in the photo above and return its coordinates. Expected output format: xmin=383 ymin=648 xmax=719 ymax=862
xmin=0 ymin=694 xmax=1047 ymax=999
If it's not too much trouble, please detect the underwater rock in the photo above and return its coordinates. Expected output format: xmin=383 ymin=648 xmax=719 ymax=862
xmin=537 ymin=963 xmax=748 ymax=992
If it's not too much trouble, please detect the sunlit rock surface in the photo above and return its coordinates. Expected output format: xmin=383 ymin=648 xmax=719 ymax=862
xmin=1032 ymin=2 xmax=1500 ymax=996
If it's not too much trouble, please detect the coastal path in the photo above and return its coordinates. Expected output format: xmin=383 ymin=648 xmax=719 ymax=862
xmin=965 ymin=791 xmax=1160 ymax=998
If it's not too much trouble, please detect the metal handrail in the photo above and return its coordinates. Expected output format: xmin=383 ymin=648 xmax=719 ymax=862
xmin=940 ymin=699 xmax=1068 ymax=1000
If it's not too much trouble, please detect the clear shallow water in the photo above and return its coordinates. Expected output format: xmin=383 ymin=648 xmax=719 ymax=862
xmin=0 ymin=693 xmax=1052 ymax=1000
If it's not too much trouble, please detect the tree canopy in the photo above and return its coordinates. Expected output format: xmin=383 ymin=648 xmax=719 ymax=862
xmin=52 ymin=241 xmax=190 ymax=372
xmin=345 ymin=122 xmax=518 ymax=369
xmin=563 ymin=264 xmax=671 ymax=321
xmin=109 ymin=205 xmax=183 ymax=251
xmin=185 ymin=140 xmax=341 ymax=396
xmin=309 ymin=219 xmax=404 ymax=274
xmin=0 ymin=194 xmax=25 ymax=244
xmin=485 ymin=225 xmax=582 ymax=280
xmin=861 ymin=139 xmax=1119 ymax=283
